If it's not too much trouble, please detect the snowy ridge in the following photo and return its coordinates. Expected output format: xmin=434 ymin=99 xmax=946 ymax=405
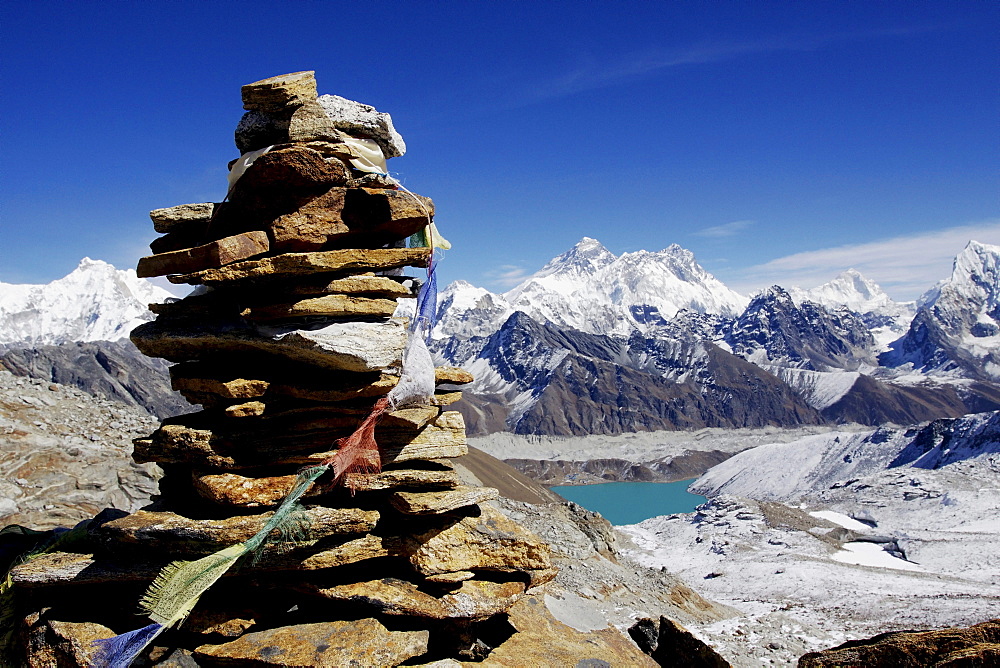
xmin=0 ymin=258 xmax=174 ymax=345
xmin=761 ymin=366 xmax=861 ymax=410
xmin=789 ymin=268 xmax=909 ymax=318
xmin=435 ymin=237 xmax=748 ymax=340
xmin=789 ymin=269 xmax=915 ymax=348
xmin=507 ymin=239 xmax=748 ymax=336
xmin=690 ymin=411 xmax=1000 ymax=500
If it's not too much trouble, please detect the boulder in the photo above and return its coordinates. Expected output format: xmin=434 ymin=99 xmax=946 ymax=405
xmin=317 ymin=94 xmax=406 ymax=158
xmin=265 ymin=187 xmax=347 ymax=252
xmin=287 ymin=99 xmax=350 ymax=144
xmin=404 ymin=504 xmax=551 ymax=576
xmin=10 ymin=551 xmax=158 ymax=588
xmin=798 ymin=619 xmax=1000 ymax=667
xmin=20 ymin=612 xmax=115 ymax=667
xmin=235 ymin=109 xmax=292 ymax=154
xmin=290 ymin=534 xmax=398 ymax=570
xmin=232 ymin=145 xmax=348 ymax=201
xmin=629 ymin=616 xmax=731 ymax=668
xmin=171 ymin=374 xmax=270 ymax=400
xmin=390 ymin=485 xmax=499 ymax=515
xmin=149 ymin=202 xmax=216 ymax=234
xmin=476 ymin=593 xmax=658 ymax=667
xmin=311 ymin=578 xmax=525 ymax=620
xmin=131 ymin=317 xmax=408 ymax=373
xmin=223 ymin=401 xmax=266 ymax=417
xmin=92 ymin=507 xmax=379 ymax=556
xmin=245 ymin=294 xmax=399 ymax=321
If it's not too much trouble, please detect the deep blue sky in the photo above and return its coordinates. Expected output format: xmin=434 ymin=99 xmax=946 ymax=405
xmin=2 ymin=1 xmax=997 ymax=300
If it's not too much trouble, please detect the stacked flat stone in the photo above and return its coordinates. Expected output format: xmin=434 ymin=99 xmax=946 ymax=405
xmin=8 ymin=72 xmax=554 ymax=667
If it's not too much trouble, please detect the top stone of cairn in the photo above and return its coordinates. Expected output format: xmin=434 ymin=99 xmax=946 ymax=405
xmin=242 ymin=71 xmax=318 ymax=113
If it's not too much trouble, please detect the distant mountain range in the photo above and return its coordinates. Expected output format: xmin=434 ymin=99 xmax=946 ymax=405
xmin=1 ymin=242 xmax=998 ymax=435
xmin=430 ymin=239 xmax=1000 ymax=434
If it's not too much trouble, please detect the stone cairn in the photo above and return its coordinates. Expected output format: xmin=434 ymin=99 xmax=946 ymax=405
xmin=7 ymin=71 xmax=554 ymax=667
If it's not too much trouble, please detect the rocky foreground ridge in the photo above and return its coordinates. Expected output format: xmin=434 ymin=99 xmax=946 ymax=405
xmin=0 ymin=369 xmax=160 ymax=531
xmin=5 ymin=377 xmax=999 ymax=666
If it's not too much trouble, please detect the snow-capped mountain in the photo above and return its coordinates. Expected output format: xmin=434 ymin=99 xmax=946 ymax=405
xmin=0 ymin=258 xmax=173 ymax=345
xmin=882 ymin=240 xmax=1000 ymax=380
xmin=789 ymin=269 xmax=915 ymax=348
xmin=434 ymin=237 xmax=747 ymax=339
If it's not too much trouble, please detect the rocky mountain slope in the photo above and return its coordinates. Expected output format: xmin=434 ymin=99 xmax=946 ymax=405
xmin=0 ymin=369 xmax=161 ymax=530
xmin=0 ymin=340 xmax=189 ymax=419
xmin=439 ymin=310 xmax=822 ymax=435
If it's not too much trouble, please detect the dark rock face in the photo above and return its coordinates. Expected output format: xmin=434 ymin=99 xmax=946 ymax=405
xmin=819 ymin=374 xmax=995 ymax=425
xmin=629 ymin=616 xmax=732 ymax=667
xmin=0 ymin=340 xmax=190 ymax=419
xmin=797 ymin=618 xmax=1000 ymax=667
xmin=724 ymin=287 xmax=875 ymax=371
xmin=443 ymin=311 xmax=822 ymax=436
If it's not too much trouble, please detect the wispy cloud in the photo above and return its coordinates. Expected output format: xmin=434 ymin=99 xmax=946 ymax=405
xmin=484 ymin=264 xmax=529 ymax=289
xmin=730 ymin=220 xmax=1000 ymax=301
xmin=694 ymin=220 xmax=755 ymax=238
xmin=518 ymin=26 xmax=934 ymax=106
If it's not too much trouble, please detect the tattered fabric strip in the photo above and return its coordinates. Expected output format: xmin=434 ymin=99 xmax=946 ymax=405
xmin=323 ymin=396 xmax=390 ymax=486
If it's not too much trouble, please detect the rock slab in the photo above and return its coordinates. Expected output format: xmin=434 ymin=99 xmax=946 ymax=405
xmin=194 ymin=618 xmax=429 ymax=666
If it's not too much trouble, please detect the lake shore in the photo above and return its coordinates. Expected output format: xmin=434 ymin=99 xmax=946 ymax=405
xmin=470 ymin=424 xmax=868 ymax=486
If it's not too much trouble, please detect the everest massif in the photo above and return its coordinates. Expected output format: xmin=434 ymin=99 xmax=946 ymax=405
xmin=2 ymin=240 xmax=999 ymax=435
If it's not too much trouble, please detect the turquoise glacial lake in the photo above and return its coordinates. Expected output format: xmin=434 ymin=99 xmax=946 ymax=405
xmin=551 ymin=480 xmax=706 ymax=526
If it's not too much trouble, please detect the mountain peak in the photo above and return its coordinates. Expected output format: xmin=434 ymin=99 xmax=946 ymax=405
xmin=496 ymin=239 xmax=747 ymax=334
xmin=531 ymin=237 xmax=616 ymax=280
xmin=953 ymin=240 xmax=1000 ymax=280
xmin=789 ymin=268 xmax=903 ymax=316
xmin=0 ymin=259 xmax=174 ymax=346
